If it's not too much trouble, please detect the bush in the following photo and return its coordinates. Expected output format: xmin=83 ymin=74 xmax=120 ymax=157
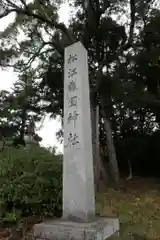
xmin=0 ymin=146 xmax=62 ymax=221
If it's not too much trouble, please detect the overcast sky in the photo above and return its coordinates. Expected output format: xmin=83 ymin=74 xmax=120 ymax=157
xmin=0 ymin=3 xmax=71 ymax=153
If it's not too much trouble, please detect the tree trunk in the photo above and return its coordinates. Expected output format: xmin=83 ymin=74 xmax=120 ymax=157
xmin=91 ymin=103 xmax=108 ymax=192
xmin=20 ymin=105 xmax=27 ymax=141
xmin=91 ymin=104 xmax=97 ymax=189
xmin=100 ymin=107 xmax=120 ymax=189
xmin=95 ymin=104 xmax=101 ymax=192
xmin=126 ymin=159 xmax=133 ymax=180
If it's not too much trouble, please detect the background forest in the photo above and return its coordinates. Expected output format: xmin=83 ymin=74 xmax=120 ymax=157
xmin=0 ymin=0 xmax=160 ymax=181
xmin=0 ymin=0 xmax=160 ymax=238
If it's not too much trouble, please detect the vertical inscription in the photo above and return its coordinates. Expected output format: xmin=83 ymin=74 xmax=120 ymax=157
xmin=68 ymin=110 xmax=79 ymax=127
xmin=68 ymin=79 xmax=77 ymax=92
xmin=68 ymin=96 xmax=77 ymax=108
xmin=65 ymin=53 xmax=80 ymax=149
xmin=67 ymin=54 xmax=77 ymax=64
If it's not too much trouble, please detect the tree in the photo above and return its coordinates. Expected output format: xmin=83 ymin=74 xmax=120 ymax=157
xmin=0 ymin=69 xmax=43 ymax=149
xmin=0 ymin=0 xmax=160 ymax=188
xmin=0 ymin=90 xmax=19 ymax=141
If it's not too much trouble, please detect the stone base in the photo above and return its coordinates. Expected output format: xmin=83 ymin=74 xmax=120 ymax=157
xmin=34 ymin=217 xmax=119 ymax=240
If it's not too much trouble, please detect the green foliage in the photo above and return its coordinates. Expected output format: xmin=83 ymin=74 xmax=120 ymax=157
xmin=0 ymin=0 xmax=160 ymax=178
xmin=0 ymin=146 xmax=62 ymax=221
xmin=0 ymin=69 xmax=44 ymax=140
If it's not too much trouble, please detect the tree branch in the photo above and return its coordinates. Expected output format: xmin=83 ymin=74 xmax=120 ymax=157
xmin=0 ymin=9 xmax=16 ymax=19
xmin=1 ymin=1 xmax=75 ymax=45
xmin=97 ymin=0 xmax=136 ymax=72
xmin=21 ymin=8 xmax=75 ymax=44
xmin=19 ymin=42 xmax=48 ymax=71
xmin=5 ymin=0 xmax=18 ymax=9
xmin=35 ymin=28 xmax=64 ymax=56
xmin=19 ymin=0 xmax=27 ymax=7
xmin=123 ymin=0 xmax=136 ymax=50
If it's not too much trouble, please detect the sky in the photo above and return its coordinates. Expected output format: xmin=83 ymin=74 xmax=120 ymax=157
xmin=0 ymin=3 xmax=71 ymax=153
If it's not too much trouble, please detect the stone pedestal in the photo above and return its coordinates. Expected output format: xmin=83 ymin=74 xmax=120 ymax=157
xmin=34 ymin=217 xmax=119 ymax=240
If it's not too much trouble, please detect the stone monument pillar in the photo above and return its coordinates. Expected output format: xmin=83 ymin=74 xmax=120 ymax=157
xmin=63 ymin=41 xmax=95 ymax=222
xmin=34 ymin=42 xmax=119 ymax=240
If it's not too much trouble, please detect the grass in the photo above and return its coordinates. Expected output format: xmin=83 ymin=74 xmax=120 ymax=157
xmin=96 ymin=177 xmax=160 ymax=239
xmin=0 ymin=177 xmax=159 ymax=239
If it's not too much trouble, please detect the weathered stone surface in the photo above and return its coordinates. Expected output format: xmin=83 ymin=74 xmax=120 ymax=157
xmin=34 ymin=41 xmax=120 ymax=240
xmin=34 ymin=218 xmax=119 ymax=240
xmin=63 ymin=41 xmax=95 ymax=221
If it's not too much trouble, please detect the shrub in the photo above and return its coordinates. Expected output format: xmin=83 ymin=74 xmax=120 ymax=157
xmin=0 ymin=145 xmax=62 ymax=221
